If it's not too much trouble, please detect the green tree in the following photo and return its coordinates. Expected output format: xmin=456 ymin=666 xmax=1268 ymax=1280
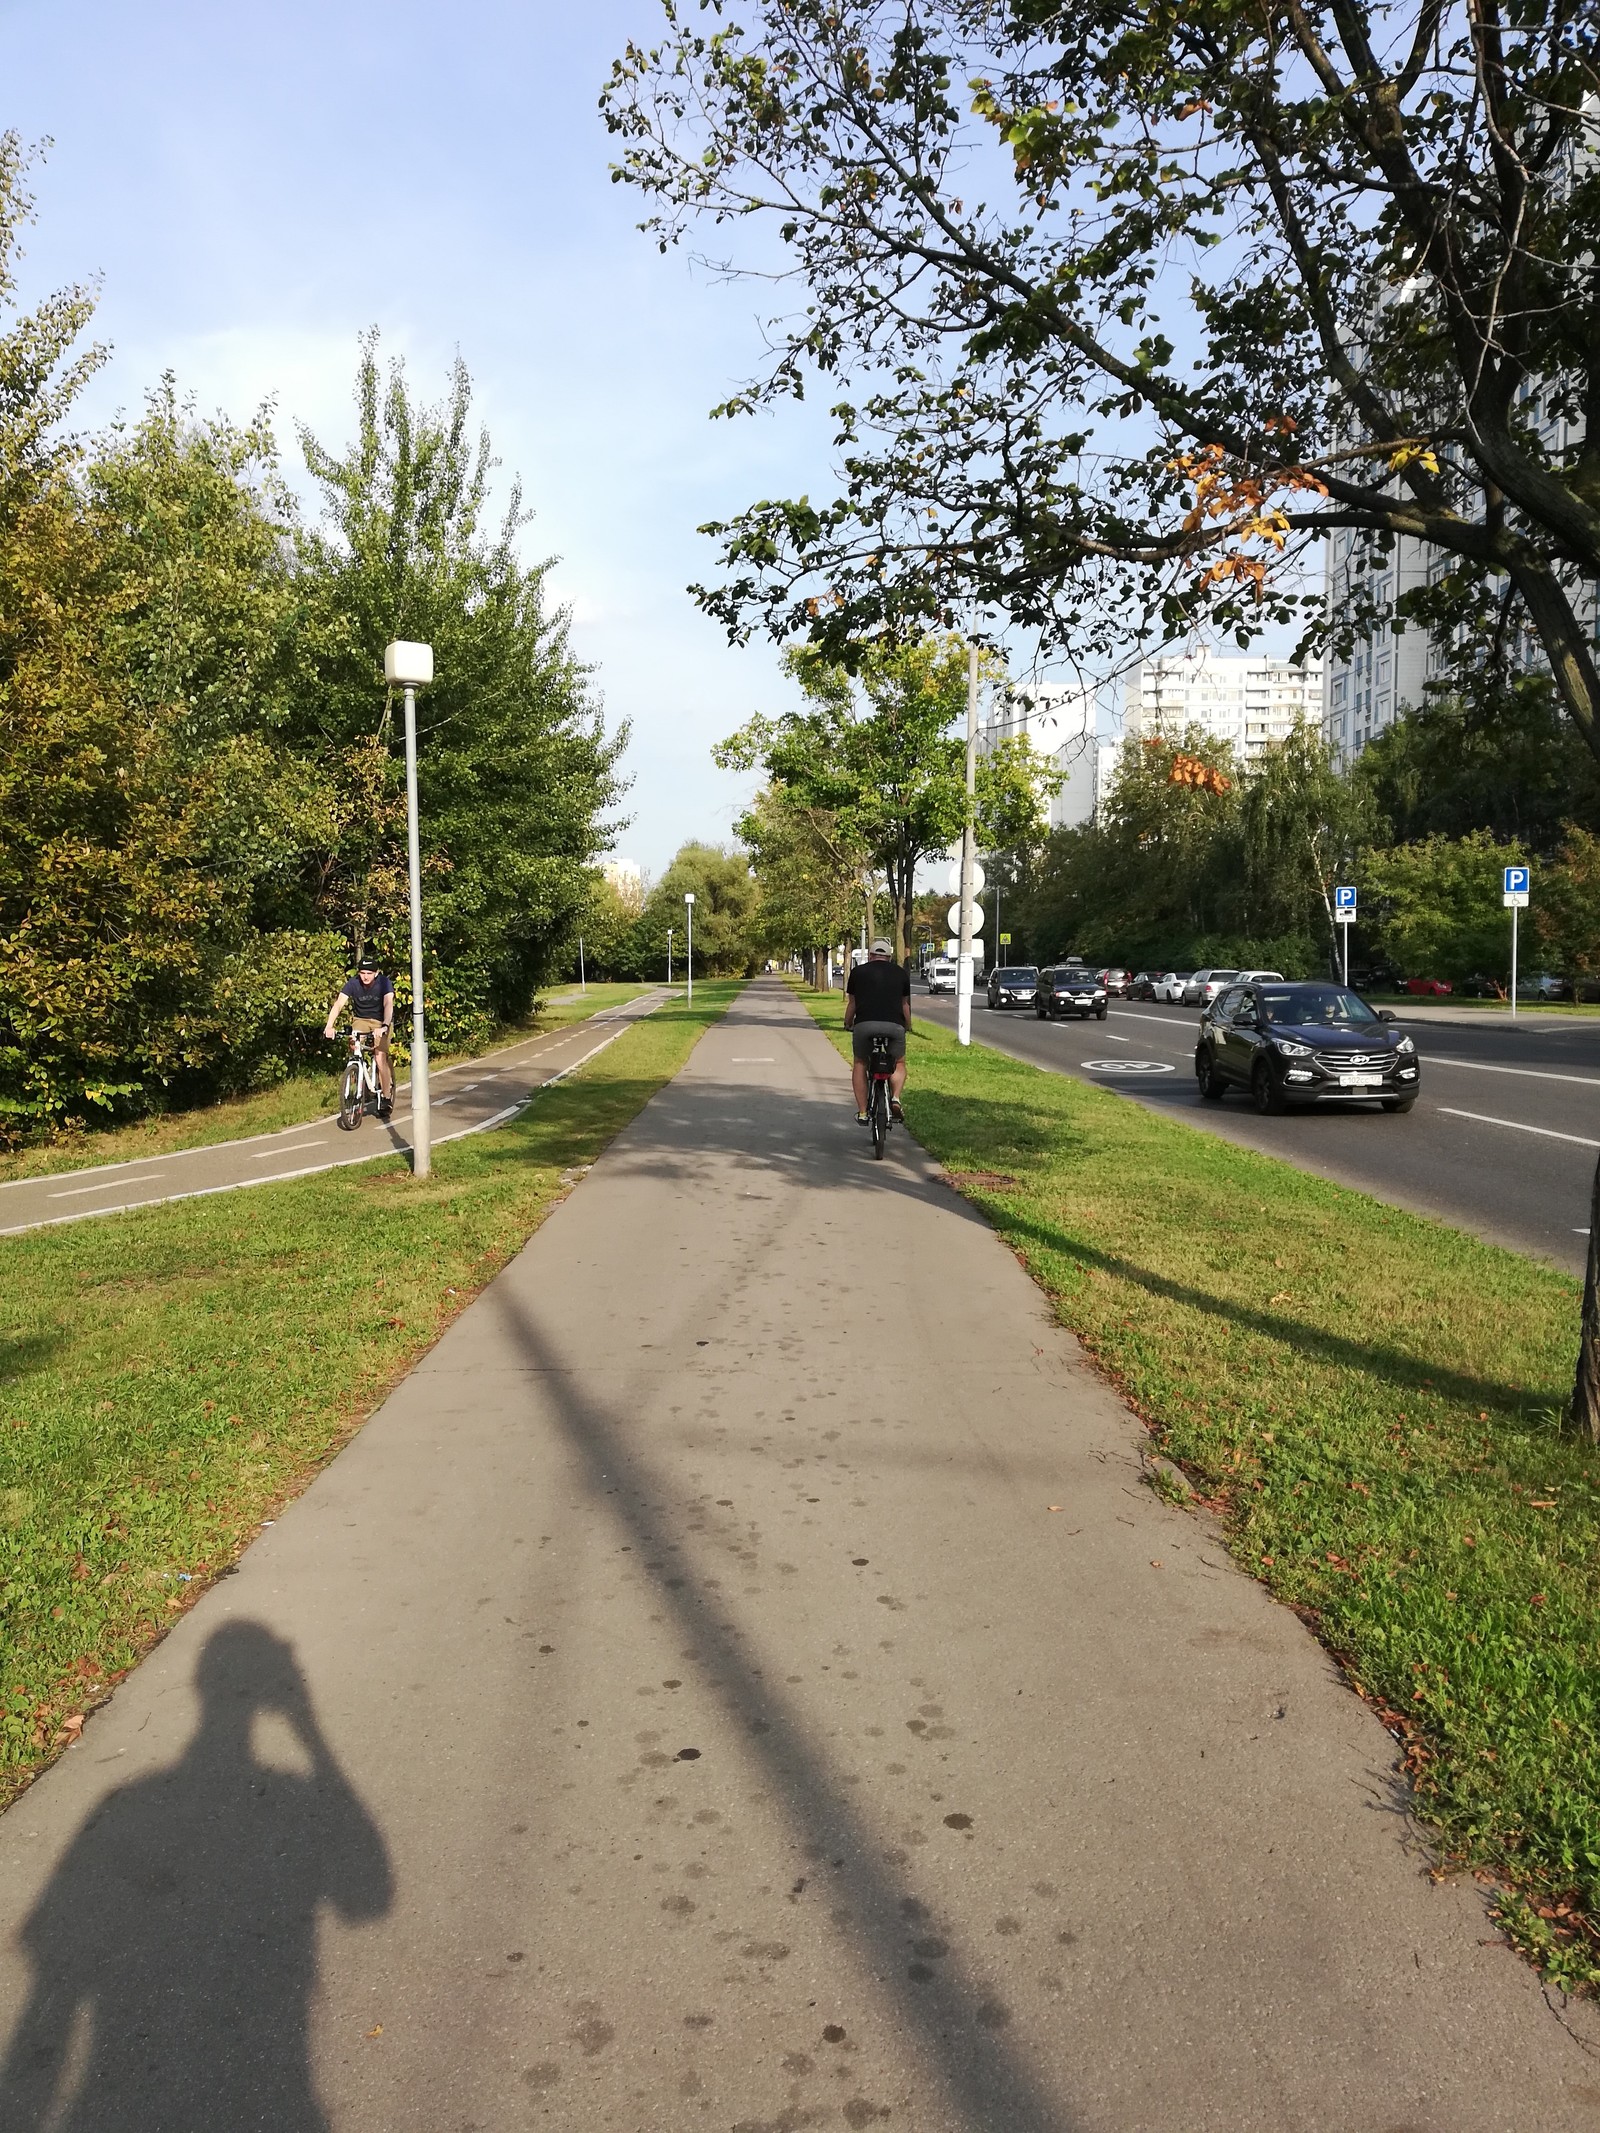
xmin=737 ymin=785 xmax=863 ymax=966
xmin=715 ymin=636 xmax=1054 ymax=962
xmin=635 ymin=844 xmax=759 ymax=976
xmin=1364 ymin=833 xmax=1528 ymax=991
xmin=1357 ymin=679 xmax=1600 ymax=853
xmin=1533 ymin=832 xmax=1600 ymax=994
xmin=295 ymin=335 xmax=628 ymax=1047
xmin=1238 ymin=726 xmax=1378 ymax=972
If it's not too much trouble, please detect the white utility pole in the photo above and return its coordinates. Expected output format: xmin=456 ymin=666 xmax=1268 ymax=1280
xmin=384 ymin=641 xmax=434 ymax=1179
xmin=957 ymin=642 xmax=979 ymax=1046
xmin=578 ymin=935 xmax=586 ymax=994
xmin=685 ymin=892 xmax=695 ymax=1004
xmin=667 ymin=928 xmax=673 ymax=984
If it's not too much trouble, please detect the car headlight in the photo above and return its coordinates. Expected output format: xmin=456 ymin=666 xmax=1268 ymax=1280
xmin=1396 ymin=1036 xmax=1416 ymax=1055
xmin=1272 ymin=1039 xmax=1313 ymax=1057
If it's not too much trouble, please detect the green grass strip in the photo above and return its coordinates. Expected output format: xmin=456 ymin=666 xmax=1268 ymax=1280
xmin=0 ymin=982 xmax=739 ymax=1806
xmin=803 ymin=987 xmax=1600 ymax=1988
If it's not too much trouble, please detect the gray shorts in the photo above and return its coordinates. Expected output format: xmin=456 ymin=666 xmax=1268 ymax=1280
xmin=851 ymin=1020 xmax=906 ymax=1063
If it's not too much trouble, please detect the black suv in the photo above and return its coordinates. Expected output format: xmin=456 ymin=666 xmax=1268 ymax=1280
xmin=986 ymin=965 xmax=1039 ymax=1010
xmin=1036 ymin=964 xmax=1109 ymax=1021
xmin=1194 ymin=979 xmax=1419 ymax=1114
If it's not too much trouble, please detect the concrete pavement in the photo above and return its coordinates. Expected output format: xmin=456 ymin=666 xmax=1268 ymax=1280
xmin=0 ymin=990 xmax=668 ymax=1237
xmin=1 ymin=977 xmax=1596 ymax=2131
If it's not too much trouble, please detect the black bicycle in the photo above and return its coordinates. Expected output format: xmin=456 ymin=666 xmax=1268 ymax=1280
xmin=866 ymin=1033 xmax=895 ymax=1159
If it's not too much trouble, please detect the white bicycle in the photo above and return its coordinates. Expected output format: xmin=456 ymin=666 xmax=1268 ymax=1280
xmin=336 ymin=1030 xmax=385 ymax=1132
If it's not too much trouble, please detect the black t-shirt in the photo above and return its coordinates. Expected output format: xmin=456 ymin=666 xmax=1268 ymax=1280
xmin=848 ymin=959 xmax=910 ymax=1024
xmin=343 ymin=970 xmax=394 ymax=1019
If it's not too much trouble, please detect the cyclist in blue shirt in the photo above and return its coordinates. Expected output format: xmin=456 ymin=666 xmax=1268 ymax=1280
xmin=324 ymin=957 xmax=395 ymax=1120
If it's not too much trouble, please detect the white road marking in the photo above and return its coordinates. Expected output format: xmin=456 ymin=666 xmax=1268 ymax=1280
xmin=732 ymin=1056 xmax=776 ymax=1062
xmin=249 ymin=1142 xmax=326 ymax=1160
xmin=1082 ymin=1059 xmax=1175 ymax=1075
xmin=1100 ymin=1035 xmax=1131 ymax=1044
xmin=49 ymin=1172 xmax=166 ymax=1199
xmin=1437 ymin=1108 xmax=1600 ymax=1149
xmin=1426 ymin=1057 xmax=1600 ymax=1089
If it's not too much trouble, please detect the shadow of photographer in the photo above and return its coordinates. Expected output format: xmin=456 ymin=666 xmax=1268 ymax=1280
xmin=0 ymin=1619 xmax=392 ymax=2132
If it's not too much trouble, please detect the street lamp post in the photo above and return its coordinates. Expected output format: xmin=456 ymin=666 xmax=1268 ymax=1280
xmin=684 ymin=893 xmax=695 ymax=1004
xmin=667 ymin=927 xmax=674 ymax=984
xmin=957 ymin=643 xmax=979 ymax=1046
xmin=384 ymin=640 xmax=434 ymax=1178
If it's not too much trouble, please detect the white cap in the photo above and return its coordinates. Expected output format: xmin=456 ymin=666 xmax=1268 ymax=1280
xmin=870 ymin=938 xmax=893 ymax=955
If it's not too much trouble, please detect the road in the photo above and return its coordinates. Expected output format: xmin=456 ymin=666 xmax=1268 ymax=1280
xmin=921 ymin=991 xmax=1600 ymax=1273
xmin=1 ymin=978 xmax=1595 ymax=2131
xmin=0 ymin=991 xmax=669 ymax=1237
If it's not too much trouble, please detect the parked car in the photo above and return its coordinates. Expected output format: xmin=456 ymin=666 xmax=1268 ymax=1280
xmin=925 ymin=958 xmax=957 ymax=994
xmin=1098 ymin=968 xmax=1133 ymax=997
xmin=1181 ymin=968 xmax=1241 ymax=1008
xmin=1037 ymin=965 xmax=1109 ymax=1020
xmin=1194 ymin=979 xmax=1418 ymax=1114
xmin=987 ymin=964 xmax=1040 ymax=1009
xmin=1129 ymin=971 xmax=1160 ymax=1001
xmin=1154 ymin=971 xmax=1193 ymax=1003
xmin=1404 ymin=976 xmax=1453 ymax=995
xmin=1236 ymin=968 xmax=1285 ymax=986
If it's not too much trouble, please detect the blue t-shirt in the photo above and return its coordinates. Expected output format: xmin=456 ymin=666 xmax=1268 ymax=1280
xmin=343 ymin=970 xmax=394 ymax=1019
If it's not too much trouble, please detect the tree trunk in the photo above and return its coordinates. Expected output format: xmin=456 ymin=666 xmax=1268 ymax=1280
xmin=1574 ymin=1155 xmax=1600 ymax=1441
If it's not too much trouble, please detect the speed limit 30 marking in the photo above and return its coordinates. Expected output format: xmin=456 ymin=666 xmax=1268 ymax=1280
xmin=1081 ymin=1058 xmax=1176 ymax=1075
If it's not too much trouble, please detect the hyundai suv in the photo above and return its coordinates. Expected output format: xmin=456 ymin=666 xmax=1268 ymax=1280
xmin=1194 ymin=980 xmax=1419 ymax=1113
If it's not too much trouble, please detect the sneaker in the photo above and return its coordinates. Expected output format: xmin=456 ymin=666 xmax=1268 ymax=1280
xmin=378 ymin=1099 xmax=394 ymax=1122
xmin=856 ymin=1111 xmax=869 ymax=1125
xmin=890 ymin=1098 xmax=904 ymax=1122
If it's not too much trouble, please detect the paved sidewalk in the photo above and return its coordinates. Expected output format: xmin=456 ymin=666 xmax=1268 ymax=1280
xmin=1 ymin=978 xmax=1596 ymax=2130
xmin=0 ymin=990 xmax=667 ymax=1236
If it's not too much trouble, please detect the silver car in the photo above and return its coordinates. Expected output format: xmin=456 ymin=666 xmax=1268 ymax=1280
xmin=1182 ymin=968 xmax=1240 ymax=1007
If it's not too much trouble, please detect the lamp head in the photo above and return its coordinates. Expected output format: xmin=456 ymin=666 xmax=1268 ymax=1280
xmin=383 ymin=640 xmax=434 ymax=688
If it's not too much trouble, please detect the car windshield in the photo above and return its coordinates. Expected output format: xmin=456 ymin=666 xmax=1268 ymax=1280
xmin=997 ymin=968 xmax=1038 ymax=982
xmin=1262 ymin=986 xmax=1380 ymax=1027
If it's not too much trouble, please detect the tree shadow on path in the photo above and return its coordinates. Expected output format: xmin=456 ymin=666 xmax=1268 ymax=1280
xmin=0 ymin=1620 xmax=392 ymax=2133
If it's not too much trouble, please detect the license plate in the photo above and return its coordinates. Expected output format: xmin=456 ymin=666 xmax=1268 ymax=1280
xmin=1338 ymin=1072 xmax=1382 ymax=1087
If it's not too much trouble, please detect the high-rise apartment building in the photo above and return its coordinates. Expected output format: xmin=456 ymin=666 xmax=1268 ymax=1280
xmin=1125 ymin=649 xmax=1324 ymax=756
xmin=983 ymin=681 xmax=1103 ymax=830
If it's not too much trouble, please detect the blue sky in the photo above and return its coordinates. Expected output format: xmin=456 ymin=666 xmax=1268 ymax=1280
xmin=1 ymin=0 xmax=847 ymax=873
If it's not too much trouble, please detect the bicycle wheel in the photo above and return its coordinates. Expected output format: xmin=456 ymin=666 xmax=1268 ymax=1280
xmin=337 ymin=1060 xmax=364 ymax=1131
xmin=870 ymin=1079 xmax=888 ymax=1159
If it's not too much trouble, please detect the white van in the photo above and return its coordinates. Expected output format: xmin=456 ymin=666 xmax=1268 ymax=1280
xmin=925 ymin=959 xmax=957 ymax=994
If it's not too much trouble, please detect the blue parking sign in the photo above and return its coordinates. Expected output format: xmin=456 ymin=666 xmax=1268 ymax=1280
xmin=1334 ymin=884 xmax=1357 ymax=921
xmin=1504 ymin=865 xmax=1529 ymax=896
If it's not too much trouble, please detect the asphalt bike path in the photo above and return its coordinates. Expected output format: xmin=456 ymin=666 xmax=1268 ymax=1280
xmin=925 ymin=992 xmax=1600 ymax=1274
xmin=0 ymin=990 xmax=670 ymax=1237
xmin=1 ymin=977 xmax=1595 ymax=2130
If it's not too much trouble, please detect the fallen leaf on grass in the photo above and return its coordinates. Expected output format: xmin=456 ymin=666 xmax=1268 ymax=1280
xmin=1269 ymin=1291 xmax=1293 ymax=1305
xmin=60 ymin=1715 xmax=83 ymax=1740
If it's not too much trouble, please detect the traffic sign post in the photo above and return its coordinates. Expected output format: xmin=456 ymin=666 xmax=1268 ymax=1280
xmin=1504 ymin=866 xmax=1530 ymax=1018
xmin=1333 ymin=885 xmax=1357 ymax=986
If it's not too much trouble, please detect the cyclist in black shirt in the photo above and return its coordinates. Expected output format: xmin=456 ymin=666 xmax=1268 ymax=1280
xmin=843 ymin=939 xmax=912 ymax=1124
xmin=324 ymin=957 xmax=395 ymax=1119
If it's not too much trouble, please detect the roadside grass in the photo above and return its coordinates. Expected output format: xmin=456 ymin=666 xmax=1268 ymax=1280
xmin=0 ymin=980 xmax=736 ymax=1808
xmin=0 ymin=982 xmax=657 ymax=1186
xmin=801 ymin=988 xmax=1600 ymax=1988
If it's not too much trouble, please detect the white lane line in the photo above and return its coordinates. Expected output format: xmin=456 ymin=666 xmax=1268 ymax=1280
xmin=0 ymin=1023 xmax=637 ymax=1237
xmin=49 ymin=1172 xmax=166 ymax=1199
xmin=732 ymin=1056 xmax=776 ymax=1062
xmin=1437 ymin=1107 xmax=1600 ymax=1149
xmin=249 ymin=1142 xmax=325 ymax=1160
xmin=1426 ymin=1057 xmax=1600 ymax=1089
xmin=1100 ymin=1035 xmax=1131 ymax=1044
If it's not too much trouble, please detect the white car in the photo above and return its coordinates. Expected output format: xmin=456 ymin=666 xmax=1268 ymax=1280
xmin=1155 ymin=971 xmax=1193 ymax=1003
xmin=925 ymin=959 xmax=957 ymax=994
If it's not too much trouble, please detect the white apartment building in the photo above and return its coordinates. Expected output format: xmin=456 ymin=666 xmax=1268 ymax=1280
xmin=1125 ymin=649 xmax=1324 ymax=757
xmin=983 ymin=681 xmax=1103 ymax=830
xmin=601 ymin=857 xmax=645 ymax=912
